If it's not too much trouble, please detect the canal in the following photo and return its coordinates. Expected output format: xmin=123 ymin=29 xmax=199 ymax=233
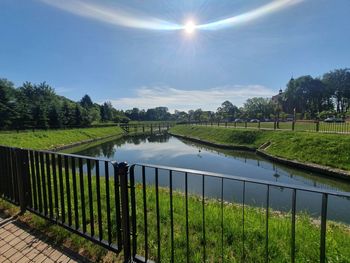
xmin=67 ymin=132 xmax=350 ymax=223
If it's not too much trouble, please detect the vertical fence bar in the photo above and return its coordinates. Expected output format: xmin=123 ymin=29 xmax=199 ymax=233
xmin=105 ymin=161 xmax=112 ymax=245
xmin=34 ymin=152 xmax=43 ymax=213
xmin=72 ymin=157 xmax=79 ymax=229
xmin=291 ymin=189 xmax=296 ymax=263
xmin=51 ymin=153 xmax=59 ymax=220
xmin=96 ymin=160 xmax=103 ymax=241
xmin=29 ymin=151 xmax=38 ymax=211
xmin=16 ymin=149 xmax=26 ymax=213
xmin=142 ymin=166 xmax=149 ymax=262
xmin=113 ymin=162 xmax=122 ymax=249
xmin=87 ymin=159 xmax=94 ymax=236
xmin=170 ymin=170 xmax=174 ymax=263
xmin=185 ymin=172 xmax=189 ymax=263
xmin=58 ymin=155 xmax=65 ymax=223
xmin=242 ymin=181 xmax=246 ymax=262
xmin=320 ymin=193 xmax=328 ymax=263
xmin=155 ymin=168 xmax=161 ymax=262
xmin=119 ymin=162 xmax=131 ymax=263
xmin=40 ymin=152 xmax=48 ymax=216
xmin=129 ymin=165 xmax=137 ymax=258
xmin=79 ymin=158 xmax=86 ymax=233
xmin=46 ymin=153 xmax=53 ymax=219
xmin=202 ymin=175 xmax=206 ymax=263
xmin=64 ymin=156 xmax=72 ymax=226
xmin=221 ymin=178 xmax=224 ymax=262
xmin=22 ymin=149 xmax=31 ymax=210
xmin=265 ymin=185 xmax=270 ymax=263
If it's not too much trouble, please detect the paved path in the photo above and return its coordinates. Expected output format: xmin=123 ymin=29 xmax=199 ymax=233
xmin=0 ymin=216 xmax=89 ymax=263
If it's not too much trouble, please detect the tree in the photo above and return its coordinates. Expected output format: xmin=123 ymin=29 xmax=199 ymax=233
xmin=100 ymin=102 xmax=114 ymax=122
xmin=322 ymin=69 xmax=350 ymax=114
xmin=48 ymin=105 xmax=61 ymax=128
xmin=0 ymin=78 xmax=16 ymax=128
xmin=216 ymin=101 xmax=238 ymax=121
xmin=80 ymin=94 xmax=93 ymax=109
xmin=243 ymin=97 xmax=274 ymax=119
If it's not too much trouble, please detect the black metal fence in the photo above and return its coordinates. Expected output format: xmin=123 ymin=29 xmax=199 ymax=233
xmin=189 ymin=120 xmax=350 ymax=134
xmin=0 ymin=145 xmax=123 ymax=253
xmin=1 ymin=145 xmax=350 ymax=262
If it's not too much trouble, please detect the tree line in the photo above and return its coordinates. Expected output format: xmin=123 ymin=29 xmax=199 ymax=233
xmin=1 ymin=68 xmax=349 ymax=129
xmin=0 ymin=79 xmax=128 ymax=130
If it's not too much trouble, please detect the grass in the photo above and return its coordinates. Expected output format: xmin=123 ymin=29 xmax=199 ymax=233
xmin=0 ymin=126 xmax=124 ymax=150
xmin=170 ymin=125 xmax=350 ymax=171
xmin=1 ymin=169 xmax=350 ymax=262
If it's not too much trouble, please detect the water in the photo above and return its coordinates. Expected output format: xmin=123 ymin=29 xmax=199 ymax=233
xmin=69 ymin=133 xmax=350 ymax=223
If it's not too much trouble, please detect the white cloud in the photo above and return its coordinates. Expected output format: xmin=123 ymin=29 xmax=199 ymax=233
xmin=109 ymin=85 xmax=275 ymax=112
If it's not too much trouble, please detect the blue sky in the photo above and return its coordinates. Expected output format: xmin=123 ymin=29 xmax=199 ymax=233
xmin=0 ymin=0 xmax=349 ymax=112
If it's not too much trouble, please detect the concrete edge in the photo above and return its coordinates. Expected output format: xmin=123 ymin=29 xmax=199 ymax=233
xmin=50 ymin=133 xmax=126 ymax=151
xmin=256 ymin=150 xmax=350 ymax=181
xmin=169 ymin=132 xmax=350 ymax=181
xmin=169 ymin=132 xmax=256 ymax=152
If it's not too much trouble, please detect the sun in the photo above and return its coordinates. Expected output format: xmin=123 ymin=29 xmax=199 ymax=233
xmin=184 ymin=20 xmax=196 ymax=34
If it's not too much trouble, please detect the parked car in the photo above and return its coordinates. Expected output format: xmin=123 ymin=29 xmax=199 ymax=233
xmin=234 ymin=118 xmax=244 ymax=123
xmin=250 ymin=119 xmax=259 ymax=123
xmin=324 ymin=117 xmax=344 ymax=123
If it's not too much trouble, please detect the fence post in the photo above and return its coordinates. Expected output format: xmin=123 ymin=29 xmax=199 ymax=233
xmin=15 ymin=148 xmax=30 ymax=214
xmin=316 ymin=121 xmax=320 ymax=132
xmin=245 ymin=122 xmax=247 ymax=128
xmin=225 ymin=122 xmax=227 ymax=128
xmin=117 ymin=162 xmax=132 ymax=263
xmin=258 ymin=121 xmax=261 ymax=129
xmin=292 ymin=121 xmax=295 ymax=131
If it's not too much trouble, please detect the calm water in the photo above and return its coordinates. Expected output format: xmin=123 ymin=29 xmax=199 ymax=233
xmin=70 ymin=133 xmax=350 ymax=223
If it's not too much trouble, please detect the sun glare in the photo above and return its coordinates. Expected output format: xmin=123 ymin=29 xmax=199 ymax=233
xmin=184 ymin=20 xmax=196 ymax=34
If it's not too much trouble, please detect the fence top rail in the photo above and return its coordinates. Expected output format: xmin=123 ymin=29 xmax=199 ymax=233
xmin=0 ymin=145 xmax=112 ymax=162
xmin=131 ymin=163 xmax=350 ymax=198
xmin=1 ymin=144 xmax=349 ymax=198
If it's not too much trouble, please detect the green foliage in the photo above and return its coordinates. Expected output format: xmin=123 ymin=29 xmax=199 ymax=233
xmin=170 ymin=125 xmax=350 ymax=171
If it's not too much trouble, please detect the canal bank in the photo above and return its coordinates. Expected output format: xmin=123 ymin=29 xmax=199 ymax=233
xmin=169 ymin=125 xmax=350 ymax=180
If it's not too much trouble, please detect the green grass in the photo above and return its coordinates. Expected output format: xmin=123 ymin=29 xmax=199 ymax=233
xmin=0 ymin=127 xmax=124 ymax=150
xmin=170 ymin=125 xmax=350 ymax=171
xmin=2 ymin=169 xmax=350 ymax=262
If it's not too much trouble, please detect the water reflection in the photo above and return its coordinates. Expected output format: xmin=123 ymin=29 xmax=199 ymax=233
xmin=69 ymin=133 xmax=350 ymax=223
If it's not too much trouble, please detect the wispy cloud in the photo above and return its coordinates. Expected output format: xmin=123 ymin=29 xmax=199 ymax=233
xmin=109 ymin=85 xmax=275 ymax=112
xmin=55 ymin=86 xmax=73 ymax=94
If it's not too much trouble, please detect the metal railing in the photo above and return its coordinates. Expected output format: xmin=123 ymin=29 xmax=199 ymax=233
xmin=119 ymin=122 xmax=174 ymax=133
xmin=127 ymin=163 xmax=350 ymax=263
xmin=188 ymin=120 xmax=350 ymax=134
xmin=1 ymin=145 xmax=350 ymax=262
xmin=0 ymin=145 xmax=123 ymax=253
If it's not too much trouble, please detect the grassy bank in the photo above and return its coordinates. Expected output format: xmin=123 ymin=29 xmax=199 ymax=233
xmin=170 ymin=125 xmax=350 ymax=171
xmin=1 ymin=171 xmax=350 ymax=262
xmin=0 ymin=127 xmax=124 ymax=150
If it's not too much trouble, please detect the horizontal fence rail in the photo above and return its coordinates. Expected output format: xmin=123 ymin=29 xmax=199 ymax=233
xmin=128 ymin=163 xmax=350 ymax=263
xmin=1 ymin=145 xmax=350 ymax=262
xmin=0 ymin=145 xmax=123 ymax=253
xmin=187 ymin=120 xmax=350 ymax=134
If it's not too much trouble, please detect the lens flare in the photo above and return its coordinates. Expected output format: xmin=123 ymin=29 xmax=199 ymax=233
xmin=40 ymin=0 xmax=304 ymax=32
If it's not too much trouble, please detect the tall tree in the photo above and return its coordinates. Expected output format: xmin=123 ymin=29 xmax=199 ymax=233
xmin=322 ymin=69 xmax=350 ymax=114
